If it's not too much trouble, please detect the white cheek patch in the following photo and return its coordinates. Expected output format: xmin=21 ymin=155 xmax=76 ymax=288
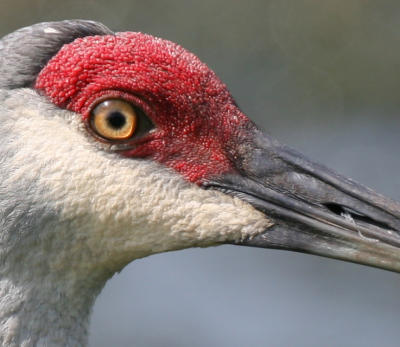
xmin=3 ymin=90 xmax=272 ymax=270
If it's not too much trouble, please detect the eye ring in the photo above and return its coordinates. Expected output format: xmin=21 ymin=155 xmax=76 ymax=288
xmin=89 ymin=98 xmax=154 ymax=143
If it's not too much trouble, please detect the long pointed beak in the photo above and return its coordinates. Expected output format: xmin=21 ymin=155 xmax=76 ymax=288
xmin=205 ymin=126 xmax=400 ymax=273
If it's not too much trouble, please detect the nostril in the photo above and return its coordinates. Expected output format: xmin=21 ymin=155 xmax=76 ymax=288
xmin=324 ymin=203 xmax=344 ymax=216
xmin=323 ymin=203 xmax=392 ymax=231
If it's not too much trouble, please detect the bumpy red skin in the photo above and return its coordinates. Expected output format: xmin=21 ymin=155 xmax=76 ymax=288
xmin=35 ymin=32 xmax=251 ymax=183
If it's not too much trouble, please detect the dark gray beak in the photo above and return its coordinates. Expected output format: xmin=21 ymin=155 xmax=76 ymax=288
xmin=205 ymin=125 xmax=400 ymax=273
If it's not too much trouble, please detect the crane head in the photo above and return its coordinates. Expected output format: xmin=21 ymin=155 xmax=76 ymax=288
xmin=2 ymin=20 xmax=400 ymax=285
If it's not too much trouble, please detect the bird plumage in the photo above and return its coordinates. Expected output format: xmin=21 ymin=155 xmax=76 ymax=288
xmin=0 ymin=21 xmax=268 ymax=346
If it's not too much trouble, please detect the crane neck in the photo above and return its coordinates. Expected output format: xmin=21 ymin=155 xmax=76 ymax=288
xmin=0 ymin=260 xmax=107 ymax=346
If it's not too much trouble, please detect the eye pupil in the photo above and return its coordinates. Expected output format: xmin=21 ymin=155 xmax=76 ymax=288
xmin=107 ymin=111 xmax=126 ymax=129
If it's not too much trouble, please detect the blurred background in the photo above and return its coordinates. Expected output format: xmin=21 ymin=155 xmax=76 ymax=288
xmin=2 ymin=1 xmax=400 ymax=346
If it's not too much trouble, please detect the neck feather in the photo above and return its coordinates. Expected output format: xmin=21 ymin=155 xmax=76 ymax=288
xmin=0 ymin=262 xmax=106 ymax=346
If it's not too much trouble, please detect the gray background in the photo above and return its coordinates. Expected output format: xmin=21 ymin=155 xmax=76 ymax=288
xmin=2 ymin=1 xmax=400 ymax=346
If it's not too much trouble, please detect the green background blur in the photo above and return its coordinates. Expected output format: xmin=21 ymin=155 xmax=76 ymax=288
xmin=2 ymin=1 xmax=400 ymax=346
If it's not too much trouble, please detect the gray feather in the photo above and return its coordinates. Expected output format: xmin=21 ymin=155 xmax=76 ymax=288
xmin=0 ymin=20 xmax=113 ymax=89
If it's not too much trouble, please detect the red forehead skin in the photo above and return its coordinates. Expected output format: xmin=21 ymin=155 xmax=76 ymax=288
xmin=35 ymin=32 xmax=251 ymax=183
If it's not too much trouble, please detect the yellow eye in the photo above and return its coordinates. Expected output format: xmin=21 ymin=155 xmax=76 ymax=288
xmin=91 ymin=99 xmax=137 ymax=140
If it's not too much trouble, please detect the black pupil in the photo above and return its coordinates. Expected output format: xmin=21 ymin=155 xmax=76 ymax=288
xmin=107 ymin=111 xmax=126 ymax=129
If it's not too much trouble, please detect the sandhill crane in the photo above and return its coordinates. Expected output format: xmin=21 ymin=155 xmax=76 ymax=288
xmin=1 ymin=20 xmax=400 ymax=346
